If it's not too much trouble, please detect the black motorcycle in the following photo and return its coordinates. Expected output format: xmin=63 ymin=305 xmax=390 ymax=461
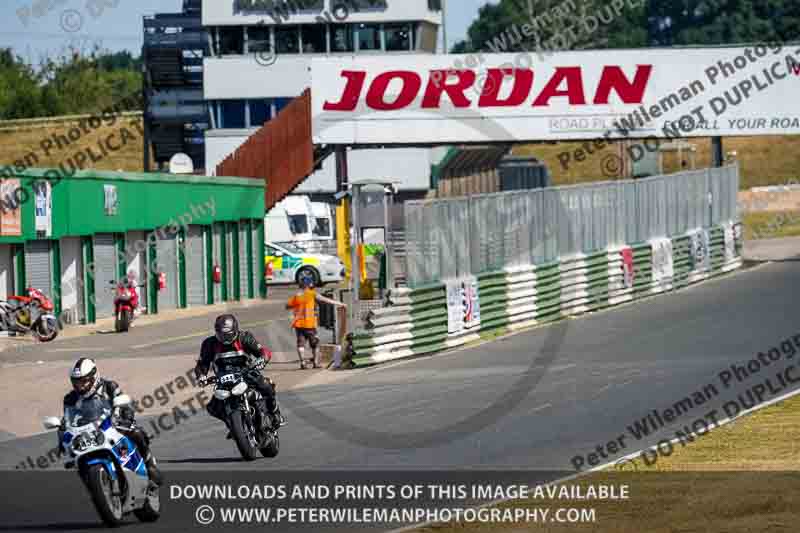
xmin=201 ymin=352 xmax=280 ymax=461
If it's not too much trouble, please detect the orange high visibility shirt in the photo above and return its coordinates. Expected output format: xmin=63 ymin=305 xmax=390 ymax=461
xmin=288 ymin=289 xmax=318 ymax=329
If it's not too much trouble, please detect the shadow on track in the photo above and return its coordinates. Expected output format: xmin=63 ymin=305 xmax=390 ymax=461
xmin=0 ymin=523 xmax=105 ymax=531
xmin=162 ymin=456 xmax=245 ymax=464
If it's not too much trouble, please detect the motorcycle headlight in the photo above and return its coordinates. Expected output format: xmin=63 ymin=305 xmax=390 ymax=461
xmin=232 ymin=382 xmax=248 ymax=396
xmin=214 ymin=389 xmax=231 ymax=400
xmin=93 ymin=431 xmax=105 ymax=446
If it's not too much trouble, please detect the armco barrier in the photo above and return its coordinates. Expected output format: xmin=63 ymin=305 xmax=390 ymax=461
xmin=350 ymin=223 xmax=743 ymax=367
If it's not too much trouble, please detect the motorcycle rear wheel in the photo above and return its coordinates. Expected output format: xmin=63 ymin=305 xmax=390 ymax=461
xmin=230 ymin=410 xmax=259 ymax=461
xmin=86 ymin=464 xmax=124 ymax=527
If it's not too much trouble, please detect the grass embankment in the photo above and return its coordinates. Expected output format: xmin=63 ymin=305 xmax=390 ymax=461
xmin=515 ymin=136 xmax=800 ymax=190
xmin=742 ymin=211 xmax=800 ymax=240
xmin=0 ymin=115 xmax=145 ymax=173
xmin=415 ymin=394 xmax=800 ymax=533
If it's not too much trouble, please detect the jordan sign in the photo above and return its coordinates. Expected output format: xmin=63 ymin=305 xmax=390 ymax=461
xmin=311 ymin=46 xmax=800 ymax=144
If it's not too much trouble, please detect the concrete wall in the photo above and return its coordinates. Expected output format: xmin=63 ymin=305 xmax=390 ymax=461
xmin=204 ymin=56 xmax=311 ymax=100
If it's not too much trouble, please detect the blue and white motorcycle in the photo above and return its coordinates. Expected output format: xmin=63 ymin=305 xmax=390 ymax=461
xmin=43 ymin=394 xmax=161 ymax=527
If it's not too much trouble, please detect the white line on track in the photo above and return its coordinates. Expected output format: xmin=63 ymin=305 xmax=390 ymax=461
xmin=527 ymin=403 xmax=552 ymax=414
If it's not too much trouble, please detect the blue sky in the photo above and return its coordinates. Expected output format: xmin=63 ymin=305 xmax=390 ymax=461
xmin=0 ymin=0 xmax=496 ymax=63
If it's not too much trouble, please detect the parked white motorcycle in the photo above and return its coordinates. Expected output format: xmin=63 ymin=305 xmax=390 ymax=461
xmin=42 ymin=394 xmax=161 ymax=527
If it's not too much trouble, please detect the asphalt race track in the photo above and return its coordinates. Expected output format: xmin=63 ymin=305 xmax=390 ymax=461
xmin=1 ymin=260 xmax=798 ymax=531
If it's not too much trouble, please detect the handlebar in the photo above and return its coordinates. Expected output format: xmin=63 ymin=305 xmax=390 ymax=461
xmin=198 ymin=359 xmax=267 ymax=387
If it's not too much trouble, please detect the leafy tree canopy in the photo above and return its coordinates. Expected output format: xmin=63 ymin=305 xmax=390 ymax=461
xmin=0 ymin=45 xmax=141 ymax=120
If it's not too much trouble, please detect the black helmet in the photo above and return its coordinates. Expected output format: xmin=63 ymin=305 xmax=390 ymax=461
xmin=214 ymin=314 xmax=239 ymax=345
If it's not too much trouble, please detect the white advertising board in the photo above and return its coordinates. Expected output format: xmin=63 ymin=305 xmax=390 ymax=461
xmin=446 ymin=276 xmax=482 ymax=336
xmin=650 ymin=237 xmax=674 ymax=289
xmin=311 ymin=46 xmax=800 ymax=145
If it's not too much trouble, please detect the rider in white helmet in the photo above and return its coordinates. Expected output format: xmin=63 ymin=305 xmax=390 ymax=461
xmin=60 ymin=358 xmax=162 ymax=485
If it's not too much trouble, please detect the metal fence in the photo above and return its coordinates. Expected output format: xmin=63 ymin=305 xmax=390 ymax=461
xmin=405 ymin=165 xmax=739 ymax=288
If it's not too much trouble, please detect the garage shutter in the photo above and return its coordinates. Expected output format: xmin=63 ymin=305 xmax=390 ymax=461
xmin=239 ymin=222 xmax=251 ymax=299
xmin=186 ymin=226 xmax=205 ymax=306
xmin=93 ymin=234 xmax=117 ymax=318
xmin=24 ymin=240 xmax=52 ymax=297
xmin=156 ymin=233 xmax=179 ymax=311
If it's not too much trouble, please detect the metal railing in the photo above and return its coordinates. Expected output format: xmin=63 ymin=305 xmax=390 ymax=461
xmin=405 ymin=165 xmax=740 ymax=288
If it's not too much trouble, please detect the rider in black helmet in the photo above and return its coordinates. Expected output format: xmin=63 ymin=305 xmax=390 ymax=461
xmin=195 ymin=315 xmax=285 ymax=435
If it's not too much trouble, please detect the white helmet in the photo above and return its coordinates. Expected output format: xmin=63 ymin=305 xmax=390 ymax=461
xmin=70 ymin=358 xmax=98 ymax=398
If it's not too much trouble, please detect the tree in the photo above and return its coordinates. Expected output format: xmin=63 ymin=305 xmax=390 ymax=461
xmin=0 ymin=45 xmax=142 ymax=120
xmin=0 ymin=49 xmax=46 ymax=120
xmin=455 ymin=0 xmax=798 ymax=55
xmin=451 ymin=0 xmax=648 ymax=56
xmin=648 ymin=0 xmax=800 ymax=46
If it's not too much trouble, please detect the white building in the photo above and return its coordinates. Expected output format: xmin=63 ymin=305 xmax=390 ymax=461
xmin=202 ymin=0 xmax=443 ymax=197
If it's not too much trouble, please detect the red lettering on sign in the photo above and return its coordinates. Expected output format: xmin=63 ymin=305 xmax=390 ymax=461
xmin=323 ymin=70 xmax=366 ymax=111
xmin=366 ymin=71 xmax=422 ymax=110
xmin=532 ymin=67 xmax=586 ymax=107
xmin=422 ymin=69 xmax=476 ymax=108
xmin=321 ymin=65 xmax=654 ymax=112
xmin=478 ymin=68 xmax=534 ymax=107
xmin=594 ymin=65 xmax=653 ymax=104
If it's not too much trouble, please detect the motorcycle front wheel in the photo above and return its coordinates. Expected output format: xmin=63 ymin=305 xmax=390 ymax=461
xmin=133 ymin=484 xmax=161 ymax=523
xmin=86 ymin=464 xmax=124 ymax=527
xmin=230 ymin=410 xmax=259 ymax=461
xmin=260 ymin=431 xmax=280 ymax=458
xmin=33 ymin=317 xmax=58 ymax=342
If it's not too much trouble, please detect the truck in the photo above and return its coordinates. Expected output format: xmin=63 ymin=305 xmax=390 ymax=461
xmin=264 ymin=195 xmax=334 ymax=247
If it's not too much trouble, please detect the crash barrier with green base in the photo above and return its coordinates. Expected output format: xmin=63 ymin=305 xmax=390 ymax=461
xmin=350 ymin=222 xmax=743 ymax=367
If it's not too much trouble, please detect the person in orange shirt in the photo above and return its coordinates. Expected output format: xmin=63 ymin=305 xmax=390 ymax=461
xmin=286 ymin=274 xmax=345 ymax=369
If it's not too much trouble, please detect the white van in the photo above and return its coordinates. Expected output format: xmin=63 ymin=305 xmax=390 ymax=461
xmin=264 ymin=195 xmax=334 ymax=246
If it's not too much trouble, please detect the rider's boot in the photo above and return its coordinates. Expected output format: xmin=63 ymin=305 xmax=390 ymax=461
xmin=144 ymin=453 xmax=163 ymax=486
xmin=270 ymin=406 xmax=286 ymax=428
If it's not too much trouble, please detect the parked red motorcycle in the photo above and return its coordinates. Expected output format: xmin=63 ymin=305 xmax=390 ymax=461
xmin=0 ymin=287 xmax=59 ymax=342
xmin=111 ymin=279 xmax=142 ymax=333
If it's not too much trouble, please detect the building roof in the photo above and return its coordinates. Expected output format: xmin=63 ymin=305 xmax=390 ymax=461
xmin=10 ymin=168 xmax=264 ymax=188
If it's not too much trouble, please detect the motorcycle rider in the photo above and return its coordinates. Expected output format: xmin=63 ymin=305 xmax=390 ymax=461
xmin=60 ymin=358 xmax=163 ymax=485
xmin=195 ymin=315 xmax=286 ymax=435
